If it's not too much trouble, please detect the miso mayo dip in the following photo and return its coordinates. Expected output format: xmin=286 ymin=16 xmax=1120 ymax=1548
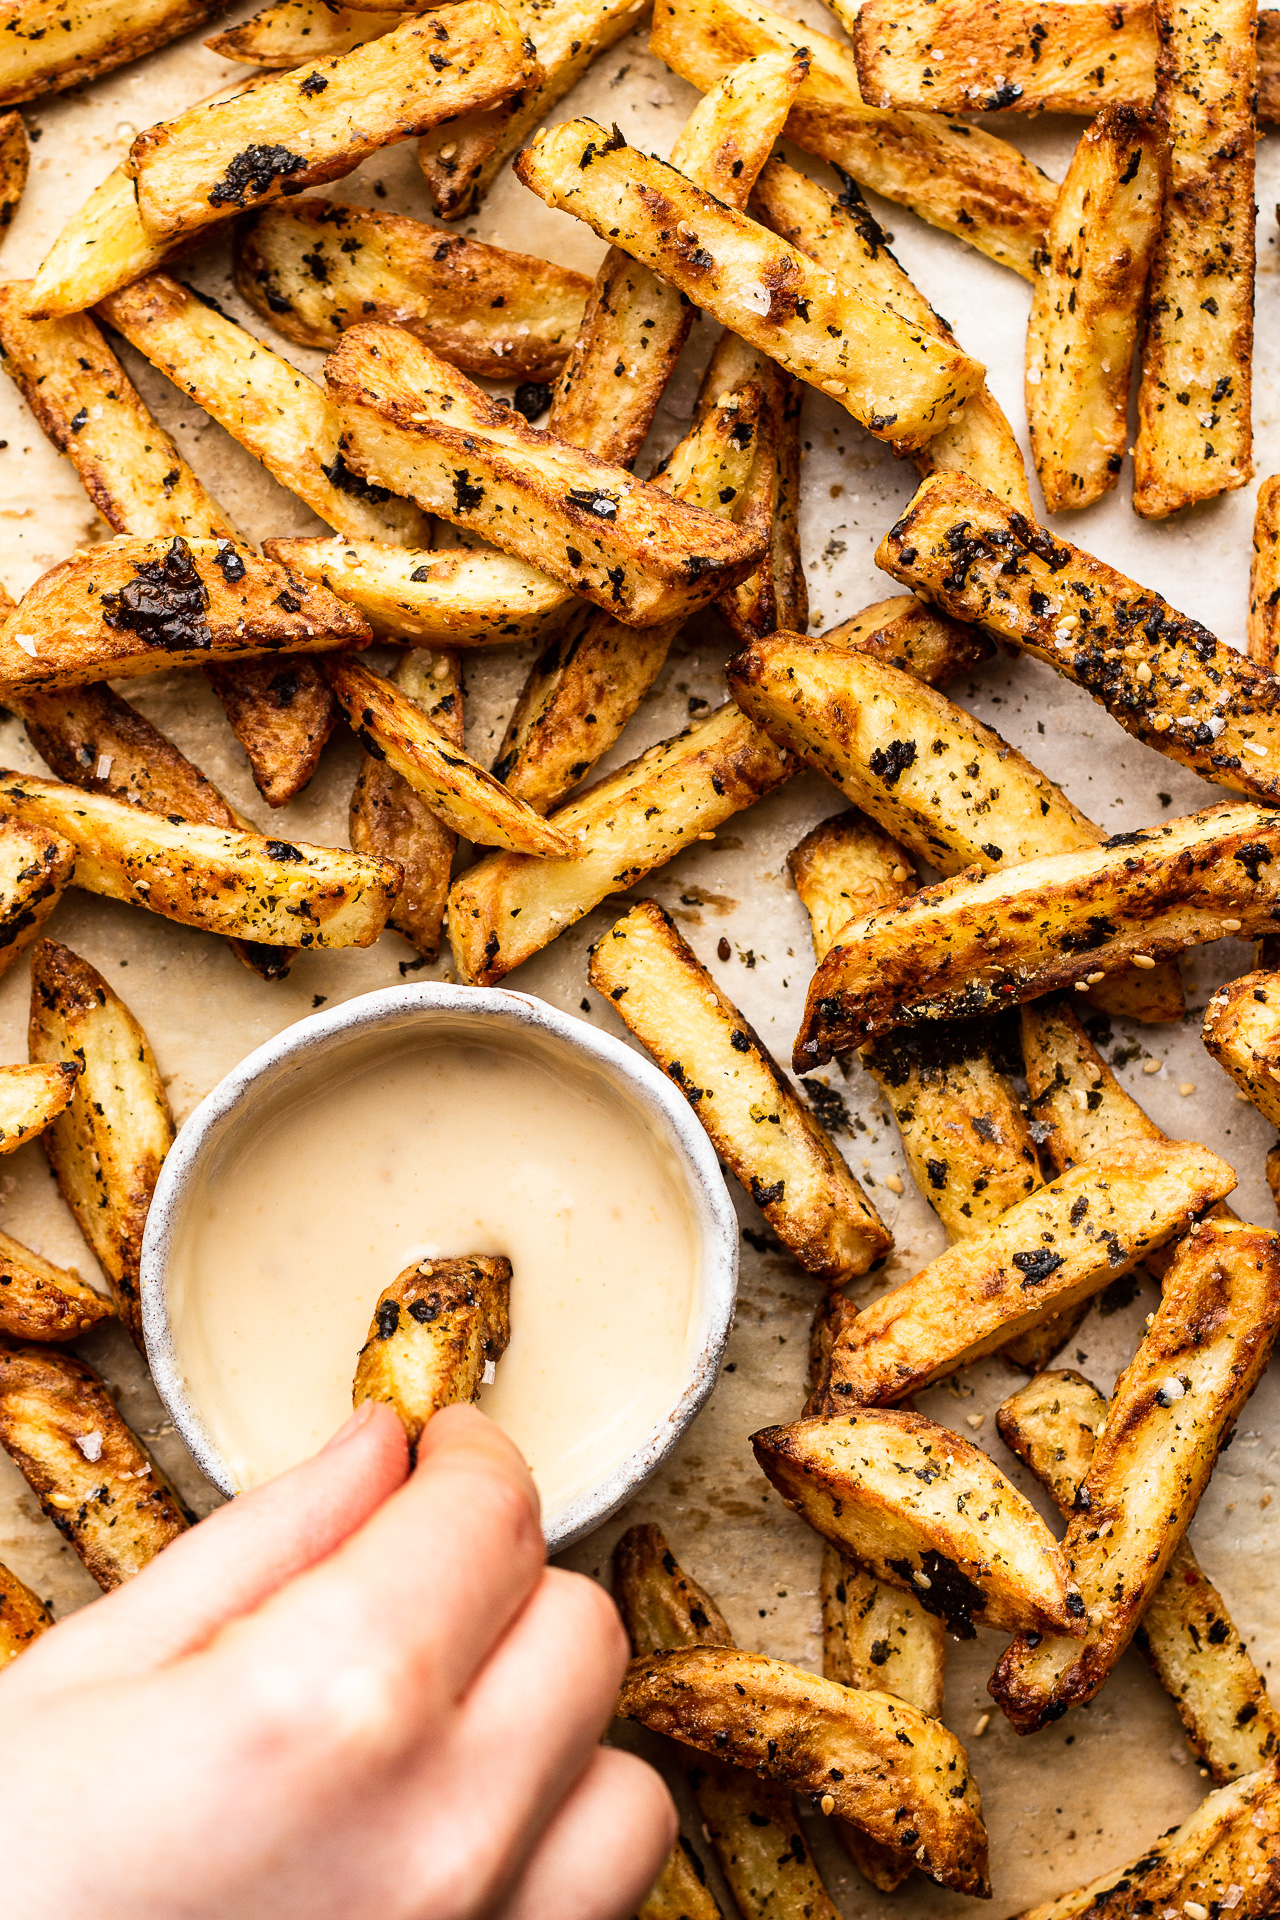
xmin=164 ymin=1026 xmax=701 ymax=1522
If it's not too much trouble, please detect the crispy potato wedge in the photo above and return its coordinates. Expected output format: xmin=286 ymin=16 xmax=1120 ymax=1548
xmin=0 ymin=535 xmax=369 ymax=692
xmin=821 ymin=1541 xmax=943 ymax=1714
xmin=0 ymin=1227 xmax=114 ymax=1343
xmin=638 ymin=1840 xmax=722 ymax=1920
xmin=1133 ymin=0 xmax=1255 ymax=519
xmin=236 ymin=199 xmax=591 ymax=381
xmin=820 ymin=591 xmax=993 ymax=684
xmin=350 ymin=649 xmax=460 ymax=960
xmin=203 ymin=656 xmax=336 ymax=810
xmin=795 ymin=803 xmax=1280 ymax=1065
xmin=789 ymin=810 xmax=915 ymax=964
xmin=515 ymin=119 xmax=984 ymax=448
xmin=618 ymin=1646 xmax=988 ymax=1895
xmin=0 ymin=0 xmax=222 ymax=108
xmin=650 ymin=0 xmax=1056 ymax=279
xmin=327 ymin=325 xmax=764 ymax=626
xmin=1249 ymin=475 xmax=1280 ymax=672
xmin=0 ymin=819 xmax=74 ymax=982
xmin=756 ymin=1408 xmax=1080 ymax=1638
xmin=751 ymin=156 xmax=1031 ymax=511
xmin=326 ymin=653 xmax=569 ymax=854
xmin=264 ymin=535 xmax=573 ymax=647
xmin=26 ymin=164 xmax=170 ymax=320
xmin=207 ymin=0 xmax=404 ymax=66
xmin=353 ymin=1254 xmax=510 ymax=1448
xmin=0 ymin=112 xmax=28 ymax=234
xmin=1027 ymin=106 xmax=1164 ymax=512
xmin=1203 ymin=969 xmax=1280 ymax=1128
xmin=98 ymin=274 xmax=425 ymax=545
xmin=999 ymin=1368 xmax=1280 ymax=1783
xmin=815 ymin=1138 xmax=1236 ymax=1408
xmin=127 ymin=2 xmax=536 ymax=242
xmin=879 ymin=473 xmax=1280 ymax=800
xmin=0 ymin=1559 xmax=51 ymax=1667
xmin=0 ymin=1344 xmax=188 ymax=1588
xmin=1021 ymin=997 xmax=1165 ymax=1174
xmin=613 ymin=1521 xmax=733 ymax=1655
xmin=419 ymin=0 xmax=648 ymax=220
xmin=992 ymin=1217 xmax=1280 ymax=1732
xmin=3 ymin=773 xmax=399 ymax=948
xmin=590 ymin=900 xmax=890 ymax=1284
xmin=29 ymin=938 xmax=173 ymax=1346
xmin=0 ymin=1062 xmax=77 ymax=1153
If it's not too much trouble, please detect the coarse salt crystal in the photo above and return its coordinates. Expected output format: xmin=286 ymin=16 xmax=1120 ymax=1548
xmin=75 ymin=1430 xmax=103 ymax=1463
xmin=95 ymin=754 xmax=113 ymax=780
xmin=739 ymin=282 xmax=773 ymax=317
xmin=13 ymin=634 xmax=36 ymax=656
xmin=482 ymin=1358 xmax=497 ymax=1386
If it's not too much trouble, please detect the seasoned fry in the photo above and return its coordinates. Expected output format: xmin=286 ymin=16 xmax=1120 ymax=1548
xmin=650 ymin=0 xmax=1057 ymax=279
xmin=754 ymin=1408 xmax=1081 ymax=1636
xmin=751 ymin=157 xmax=1031 ymax=510
xmin=207 ymin=0 xmax=404 ymax=66
xmin=350 ymin=649 xmax=461 ymax=960
xmin=590 ymin=901 xmax=890 ymax=1284
xmin=353 ymin=1255 xmax=510 ymax=1449
xmin=999 ymin=1368 xmax=1280 ymax=1784
xmin=613 ymin=1521 xmax=733 ymax=1654
xmin=202 ymin=657 xmax=336 ymax=811
xmin=326 ymin=654 xmax=569 ymax=854
xmin=1026 ymin=106 xmax=1164 ymax=512
xmin=0 ymin=535 xmax=369 ymax=692
xmin=814 ymin=1138 xmax=1236 ymax=1409
xmin=236 ymin=200 xmax=591 ymax=381
xmin=821 ymin=1541 xmax=943 ymax=1714
xmin=1022 ymin=997 xmax=1166 ymax=1175
xmin=637 ymin=1840 xmax=722 ymax=1920
xmin=1133 ymin=0 xmax=1255 ymax=518
xmin=819 ymin=591 xmax=993 ymax=685
xmin=515 ymin=119 xmax=985 ymax=448
xmin=618 ymin=1646 xmax=989 ymax=1895
xmin=789 ymin=810 xmax=915 ymax=963
xmin=1203 ymin=970 xmax=1280 ymax=1127
xmin=0 ymin=113 xmax=28 ymax=234
xmin=0 ymin=820 xmax=74 ymax=983
xmin=795 ymin=802 xmax=1280 ymax=1064
xmin=2 ymin=772 xmax=400 ymax=949
xmin=28 ymin=938 xmax=173 ymax=1347
xmin=26 ymin=165 xmax=170 ymax=320
xmin=0 ymin=1063 xmax=77 ymax=1154
xmin=0 ymin=1560 xmax=51 ymax=1667
xmin=0 ymin=0 xmax=223 ymax=108
xmin=126 ymin=2 xmax=536 ymax=242
xmin=418 ymin=0 xmax=649 ymax=220
xmin=326 ymin=326 xmax=764 ymax=626
xmin=992 ymin=1218 xmax=1280 ymax=1732
xmin=0 ymin=1345 xmax=188 ymax=1589
xmin=1249 ymin=475 xmax=1280 ymax=671
xmin=0 ymin=1228 xmax=114 ymax=1344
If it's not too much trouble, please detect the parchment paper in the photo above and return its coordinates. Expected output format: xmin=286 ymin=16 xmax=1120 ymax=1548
xmin=1 ymin=9 xmax=1279 ymax=1912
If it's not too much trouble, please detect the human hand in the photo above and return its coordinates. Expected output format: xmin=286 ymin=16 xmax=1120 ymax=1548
xmin=0 ymin=1400 xmax=674 ymax=1920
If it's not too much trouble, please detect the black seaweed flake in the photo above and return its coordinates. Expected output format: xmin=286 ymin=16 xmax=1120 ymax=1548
xmin=320 ymin=451 xmax=392 ymax=504
xmin=208 ymin=144 xmax=308 ymax=209
xmin=887 ymin=1550 xmax=985 ymax=1639
xmin=101 ymin=537 xmax=212 ymax=652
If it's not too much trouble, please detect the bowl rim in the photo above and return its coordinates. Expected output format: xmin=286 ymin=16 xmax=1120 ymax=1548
xmin=140 ymin=980 xmax=739 ymax=1552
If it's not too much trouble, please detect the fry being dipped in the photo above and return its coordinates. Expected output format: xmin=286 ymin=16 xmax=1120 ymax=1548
xmin=354 ymin=1255 xmax=511 ymax=1450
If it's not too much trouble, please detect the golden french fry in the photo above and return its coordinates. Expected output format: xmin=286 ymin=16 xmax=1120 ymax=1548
xmin=202 ymin=657 xmax=336 ymax=811
xmin=0 ymin=1227 xmax=114 ymax=1344
xmin=1249 ymin=476 xmax=1280 ymax=672
xmin=207 ymin=0 xmax=405 ymax=66
xmin=0 ymin=1560 xmax=51 ymax=1667
xmin=1021 ymin=996 xmax=1166 ymax=1173
xmin=0 ymin=112 xmax=28 ymax=233
xmin=0 ymin=1063 xmax=76 ymax=1154
xmin=789 ymin=810 xmax=915 ymax=963
xmin=353 ymin=1255 xmax=510 ymax=1449
xmin=637 ymin=1840 xmax=722 ymax=1920
xmin=1203 ymin=970 xmax=1280 ymax=1127
xmin=0 ymin=0 xmax=223 ymax=107
xmin=818 ymin=592 xmax=992 ymax=684
xmin=0 ymin=819 xmax=74 ymax=983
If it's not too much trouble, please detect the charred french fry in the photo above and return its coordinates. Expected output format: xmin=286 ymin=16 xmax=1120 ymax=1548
xmin=126 ymin=2 xmax=536 ymax=242
xmin=235 ymin=200 xmax=591 ymax=382
xmin=992 ymin=1218 xmax=1280 ymax=1733
xmin=618 ymin=1646 xmax=989 ymax=1895
xmin=638 ymin=1840 xmax=722 ymax=1920
xmin=1203 ymin=970 xmax=1280 ymax=1127
xmin=590 ymin=901 xmax=890 ymax=1285
xmin=353 ymin=1255 xmax=510 ymax=1449
xmin=1026 ymin=106 xmax=1164 ymax=512
xmin=999 ymin=1368 xmax=1280 ymax=1784
xmin=814 ymin=1138 xmax=1236 ymax=1409
xmin=207 ymin=0 xmax=404 ymax=66
xmin=818 ymin=592 xmax=992 ymax=684
xmin=0 ymin=1345 xmax=188 ymax=1589
xmin=2 ymin=772 xmax=399 ymax=949
xmin=650 ymin=0 xmax=1057 ymax=279
xmin=0 ymin=1063 xmax=77 ymax=1154
xmin=751 ymin=156 xmax=1031 ymax=511
xmin=0 ymin=820 xmax=74 ymax=983
xmin=203 ymin=657 xmax=336 ymax=811
xmin=326 ymin=654 xmax=569 ymax=855
xmin=0 ymin=0 xmax=223 ymax=107
xmin=0 ymin=1229 xmax=114 ymax=1344
xmin=0 ymin=113 xmax=28 ymax=234
xmin=789 ymin=810 xmax=915 ymax=963
xmin=350 ymin=650 xmax=461 ymax=961
xmin=1133 ymin=0 xmax=1255 ymax=518
xmin=0 ymin=1560 xmax=50 ymax=1666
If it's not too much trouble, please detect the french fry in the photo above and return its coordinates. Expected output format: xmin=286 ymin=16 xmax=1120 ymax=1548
xmin=1203 ymin=970 xmax=1280 ymax=1128
xmin=0 ymin=820 xmax=74 ymax=983
xmin=325 ymin=654 xmax=569 ymax=854
xmin=2 ymin=773 xmax=400 ymax=949
xmin=992 ymin=1217 xmax=1280 ymax=1733
xmin=1026 ymin=106 xmax=1165 ymax=512
xmin=326 ymin=326 xmax=764 ymax=626
xmin=515 ymin=119 xmax=985 ymax=448
xmin=235 ymin=199 xmax=591 ymax=381
xmin=353 ymin=1255 xmax=510 ymax=1449
xmin=589 ymin=901 xmax=891 ymax=1284
xmin=813 ymin=1138 xmax=1236 ymax=1409
xmin=418 ymin=0 xmax=649 ymax=220
xmin=1133 ymin=0 xmax=1255 ymax=518
xmin=1249 ymin=475 xmax=1280 ymax=672
xmin=753 ymin=1407 xmax=1081 ymax=1637
xmin=126 ymin=1 xmax=537 ymax=242
xmin=789 ymin=810 xmax=915 ymax=963
xmin=0 ymin=1228 xmax=115 ymax=1343
xmin=818 ymin=591 xmax=993 ymax=684
xmin=207 ymin=0 xmax=405 ymax=66
xmin=350 ymin=650 xmax=461 ymax=960
xmin=751 ymin=156 xmax=1031 ymax=511
xmin=879 ymin=473 xmax=1280 ymax=801
xmin=1021 ymin=996 xmax=1165 ymax=1174
xmin=0 ymin=1345 xmax=188 ymax=1589
xmin=618 ymin=1646 xmax=989 ymax=1895
xmin=650 ymin=0 xmax=1057 ymax=279
xmin=0 ymin=112 xmax=28 ymax=233
xmin=97 ymin=274 xmax=426 ymax=546
xmin=0 ymin=0 xmax=223 ymax=108
xmin=0 ymin=1560 xmax=51 ymax=1667
xmin=202 ymin=657 xmax=337 ymax=811
xmin=449 ymin=703 xmax=791 ymax=985
xmin=0 ymin=535 xmax=369 ymax=692
xmin=795 ymin=802 xmax=1280 ymax=1065
xmin=0 ymin=1063 xmax=77 ymax=1154
xmin=637 ymin=1840 xmax=722 ymax=1920
xmin=999 ymin=1368 xmax=1280 ymax=1784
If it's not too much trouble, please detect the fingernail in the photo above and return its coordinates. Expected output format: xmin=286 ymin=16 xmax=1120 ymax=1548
xmin=323 ymin=1401 xmax=378 ymax=1451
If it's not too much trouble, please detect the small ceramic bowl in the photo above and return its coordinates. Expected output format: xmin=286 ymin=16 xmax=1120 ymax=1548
xmin=140 ymin=981 xmax=739 ymax=1552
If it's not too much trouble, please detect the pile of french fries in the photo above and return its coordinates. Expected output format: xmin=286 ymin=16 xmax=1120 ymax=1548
xmin=0 ymin=0 xmax=1278 ymax=1909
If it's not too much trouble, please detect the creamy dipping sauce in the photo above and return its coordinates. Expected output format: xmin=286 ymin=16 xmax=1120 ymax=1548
xmin=166 ymin=1031 xmax=701 ymax=1519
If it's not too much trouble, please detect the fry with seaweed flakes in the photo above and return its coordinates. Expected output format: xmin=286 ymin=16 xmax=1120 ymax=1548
xmin=637 ymin=1840 xmax=722 ymax=1920
xmin=1203 ymin=970 xmax=1280 ymax=1128
xmin=590 ymin=901 xmax=891 ymax=1284
xmin=0 ymin=1064 xmax=77 ymax=1155
xmin=817 ymin=592 xmax=993 ymax=683
xmin=0 ymin=115 xmax=27 ymax=233
xmin=0 ymin=1229 xmax=114 ymax=1344
xmin=1021 ymin=996 xmax=1167 ymax=1171
xmin=203 ymin=658 xmax=337 ymax=812
xmin=0 ymin=0 xmax=224 ymax=107
xmin=353 ymin=1256 xmax=510 ymax=1450
xmin=789 ymin=811 xmax=915 ymax=964
xmin=0 ymin=821 xmax=74 ymax=984
xmin=206 ymin=0 xmax=402 ymax=65
xmin=0 ymin=1561 xmax=50 ymax=1668
xmin=1250 ymin=476 xmax=1280 ymax=671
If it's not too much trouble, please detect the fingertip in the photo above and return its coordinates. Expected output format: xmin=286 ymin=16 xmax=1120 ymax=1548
xmin=414 ymin=1404 xmax=540 ymax=1528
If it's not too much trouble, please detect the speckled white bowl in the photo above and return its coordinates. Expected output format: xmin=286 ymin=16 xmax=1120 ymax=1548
xmin=140 ymin=981 xmax=739 ymax=1552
